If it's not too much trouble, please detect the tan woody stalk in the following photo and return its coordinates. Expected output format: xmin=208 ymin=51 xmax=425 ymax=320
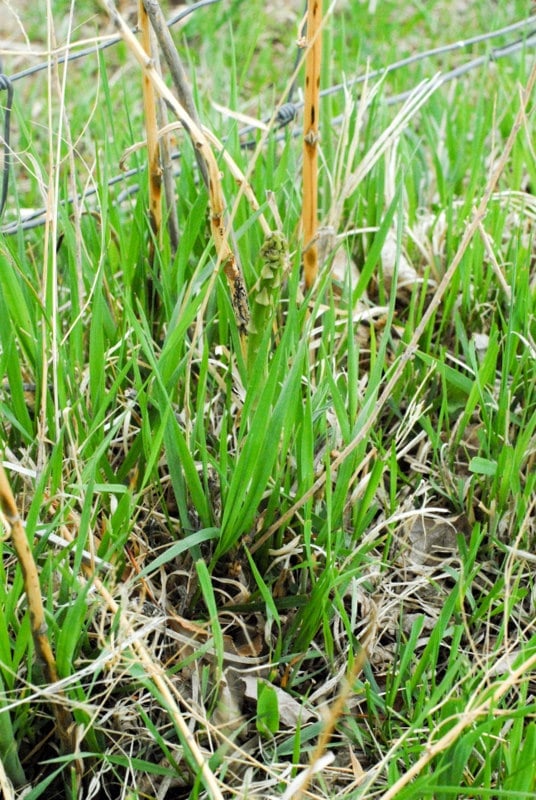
xmin=102 ymin=0 xmax=250 ymax=334
xmin=252 ymin=59 xmax=536 ymax=555
xmin=142 ymin=0 xmax=209 ymax=190
xmin=138 ymin=0 xmax=162 ymax=248
xmin=0 ymin=466 xmax=78 ymax=766
xmin=302 ymin=0 xmax=323 ymax=290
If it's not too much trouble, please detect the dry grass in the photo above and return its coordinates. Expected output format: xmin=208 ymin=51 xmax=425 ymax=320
xmin=0 ymin=1 xmax=535 ymax=798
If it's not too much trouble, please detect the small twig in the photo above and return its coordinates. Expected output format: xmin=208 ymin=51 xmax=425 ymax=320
xmin=202 ymin=125 xmax=272 ymax=237
xmin=302 ymin=0 xmax=323 ymax=290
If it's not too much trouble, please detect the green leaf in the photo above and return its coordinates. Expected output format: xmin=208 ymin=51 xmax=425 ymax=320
xmin=216 ymin=335 xmax=306 ymax=558
xmin=139 ymin=529 xmax=219 ymax=577
xmin=245 ymin=547 xmax=280 ymax=630
xmin=469 ymin=456 xmax=497 ymax=476
xmin=163 ymin=413 xmax=212 ymax=528
xmin=256 ymin=681 xmax=280 ymax=736
xmin=0 ymin=673 xmax=26 ymax=786
xmin=415 ymin=350 xmax=473 ymax=396
xmin=196 ymin=558 xmax=224 ymax=676
xmin=352 ymin=183 xmax=402 ymax=301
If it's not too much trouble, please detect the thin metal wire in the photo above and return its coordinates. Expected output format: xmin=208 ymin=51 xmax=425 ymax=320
xmin=323 ymin=15 xmax=536 ymax=99
xmin=1 ymin=12 xmax=534 ymax=234
xmin=241 ymin=29 xmax=536 ymax=140
xmin=237 ymin=19 xmax=536 ymax=138
xmin=0 ymin=0 xmax=222 ymax=231
xmin=7 ymin=0 xmax=223 ymax=84
xmin=0 ymin=70 xmax=14 ymax=221
xmin=341 ymin=30 xmax=536 ymax=117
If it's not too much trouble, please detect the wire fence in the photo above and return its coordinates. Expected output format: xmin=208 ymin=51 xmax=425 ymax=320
xmin=0 ymin=72 xmax=13 ymax=221
xmin=0 ymin=4 xmax=535 ymax=235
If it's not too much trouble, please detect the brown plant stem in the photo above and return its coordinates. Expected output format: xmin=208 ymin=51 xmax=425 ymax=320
xmin=142 ymin=0 xmax=209 ymax=189
xmin=156 ymin=91 xmax=180 ymax=252
xmin=252 ymin=58 xmax=536 ymax=554
xmin=302 ymin=0 xmax=323 ymax=290
xmin=0 ymin=465 xmax=79 ymax=769
xmin=138 ymin=0 xmax=162 ymax=247
xmin=102 ymin=0 xmax=250 ymax=334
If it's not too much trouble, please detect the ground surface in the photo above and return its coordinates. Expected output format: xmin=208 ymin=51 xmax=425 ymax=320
xmin=0 ymin=2 xmax=535 ymax=799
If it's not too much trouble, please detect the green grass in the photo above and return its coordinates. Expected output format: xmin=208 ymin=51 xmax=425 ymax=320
xmin=0 ymin=0 xmax=535 ymax=798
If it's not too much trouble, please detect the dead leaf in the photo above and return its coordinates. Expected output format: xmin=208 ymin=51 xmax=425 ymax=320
xmin=238 ymin=673 xmax=317 ymax=726
xmin=212 ymin=668 xmax=245 ymax=733
xmin=402 ymin=513 xmax=460 ymax=567
xmin=381 ymin=229 xmax=422 ymax=293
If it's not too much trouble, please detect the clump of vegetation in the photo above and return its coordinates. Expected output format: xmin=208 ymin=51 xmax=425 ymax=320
xmin=0 ymin=1 xmax=535 ymax=798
